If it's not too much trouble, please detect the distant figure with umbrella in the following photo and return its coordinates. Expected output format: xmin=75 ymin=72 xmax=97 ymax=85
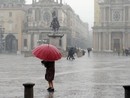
xmin=32 ymin=44 xmax=62 ymax=92
xmin=67 ymin=47 xmax=76 ymax=60
xmin=87 ymin=48 xmax=92 ymax=57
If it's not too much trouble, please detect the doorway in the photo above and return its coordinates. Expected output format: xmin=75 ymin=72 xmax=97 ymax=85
xmin=5 ymin=34 xmax=18 ymax=53
xmin=113 ymin=39 xmax=120 ymax=51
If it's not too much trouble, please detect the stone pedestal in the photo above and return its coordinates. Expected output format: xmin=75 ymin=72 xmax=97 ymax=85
xmin=48 ymin=33 xmax=65 ymax=50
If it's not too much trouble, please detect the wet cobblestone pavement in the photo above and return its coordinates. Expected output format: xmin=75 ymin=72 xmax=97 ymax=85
xmin=0 ymin=53 xmax=130 ymax=98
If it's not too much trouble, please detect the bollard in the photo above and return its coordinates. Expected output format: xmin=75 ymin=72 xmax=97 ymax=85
xmin=123 ymin=85 xmax=130 ymax=98
xmin=23 ymin=83 xmax=35 ymax=98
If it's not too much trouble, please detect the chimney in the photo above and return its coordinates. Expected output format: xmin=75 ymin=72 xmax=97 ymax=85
xmin=32 ymin=0 xmax=35 ymax=4
xmin=60 ymin=0 xmax=62 ymax=4
xmin=56 ymin=0 xmax=58 ymax=3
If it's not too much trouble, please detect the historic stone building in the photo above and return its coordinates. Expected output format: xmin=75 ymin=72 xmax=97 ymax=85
xmin=0 ymin=0 xmax=88 ymax=53
xmin=0 ymin=0 xmax=25 ymax=53
xmin=93 ymin=0 xmax=130 ymax=52
xmin=23 ymin=0 xmax=88 ymax=52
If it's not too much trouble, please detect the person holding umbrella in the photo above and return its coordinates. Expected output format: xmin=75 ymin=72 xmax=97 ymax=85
xmin=41 ymin=60 xmax=55 ymax=92
xmin=87 ymin=48 xmax=92 ymax=57
xmin=32 ymin=44 xmax=62 ymax=92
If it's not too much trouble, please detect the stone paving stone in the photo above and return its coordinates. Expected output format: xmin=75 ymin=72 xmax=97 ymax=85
xmin=0 ymin=53 xmax=130 ymax=98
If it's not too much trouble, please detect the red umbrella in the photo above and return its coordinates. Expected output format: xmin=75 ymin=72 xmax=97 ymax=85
xmin=32 ymin=44 xmax=62 ymax=61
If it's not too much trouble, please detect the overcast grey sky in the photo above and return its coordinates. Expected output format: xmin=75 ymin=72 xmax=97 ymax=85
xmin=26 ymin=0 xmax=94 ymax=30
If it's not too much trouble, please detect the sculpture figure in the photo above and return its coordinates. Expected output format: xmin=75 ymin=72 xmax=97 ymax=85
xmin=50 ymin=11 xmax=60 ymax=32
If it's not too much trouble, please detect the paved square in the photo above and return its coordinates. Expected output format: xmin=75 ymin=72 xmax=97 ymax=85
xmin=0 ymin=53 xmax=129 ymax=98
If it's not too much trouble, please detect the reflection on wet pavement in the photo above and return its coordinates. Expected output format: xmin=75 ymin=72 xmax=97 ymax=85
xmin=45 ymin=93 xmax=54 ymax=98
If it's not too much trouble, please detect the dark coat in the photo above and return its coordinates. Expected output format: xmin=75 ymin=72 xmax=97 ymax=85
xmin=41 ymin=61 xmax=55 ymax=82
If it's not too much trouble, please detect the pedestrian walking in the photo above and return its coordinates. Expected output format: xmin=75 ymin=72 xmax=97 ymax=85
xmin=41 ymin=60 xmax=55 ymax=92
xmin=67 ymin=47 xmax=76 ymax=60
xmin=87 ymin=48 xmax=92 ymax=57
xmin=82 ymin=50 xmax=86 ymax=55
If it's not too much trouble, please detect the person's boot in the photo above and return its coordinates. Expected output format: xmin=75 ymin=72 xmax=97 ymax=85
xmin=47 ymin=87 xmax=52 ymax=91
xmin=48 ymin=88 xmax=54 ymax=92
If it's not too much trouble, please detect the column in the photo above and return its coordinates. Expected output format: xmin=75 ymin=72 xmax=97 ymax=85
xmin=109 ymin=32 xmax=111 ymax=50
xmin=123 ymin=32 xmax=125 ymax=49
xmin=93 ymin=32 xmax=96 ymax=51
xmin=34 ymin=33 xmax=38 ymax=47
xmin=125 ymin=33 xmax=128 ymax=48
xmin=28 ymin=33 xmax=32 ymax=51
xmin=98 ymin=32 xmax=101 ymax=51
xmin=31 ymin=32 xmax=34 ymax=50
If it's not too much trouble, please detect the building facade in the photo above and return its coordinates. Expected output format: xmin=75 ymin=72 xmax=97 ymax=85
xmin=0 ymin=0 xmax=25 ymax=53
xmin=22 ymin=0 xmax=88 ymax=52
xmin=93 ymin=0 xmax=130 ymax=52
xmin=0 ymin=0 xmax=88 ymax=53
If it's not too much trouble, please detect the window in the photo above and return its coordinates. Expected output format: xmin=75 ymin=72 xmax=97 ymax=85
xmin=43 ymin=11 xmax=51 ymax=22
xmin=112 ymin=9 xmax=121 ymax=21
xmin=9 ymin=12 xmax=12 ymax=17
xmin=24 ymin=39 xmax=27 ymax=47
xmin=28 ymin=9 xmax=32 ymax=14
xmin=113 ymin=11 xmax=120 ymax=21
xmin=59 ymin=38 xmax=62 ymax=46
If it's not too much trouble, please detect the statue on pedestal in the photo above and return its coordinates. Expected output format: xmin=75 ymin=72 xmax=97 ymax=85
xmin=50 ymin=11 xmax=60 ymax=32
xmin=48 ymin=10 xmax=64 ymax=49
